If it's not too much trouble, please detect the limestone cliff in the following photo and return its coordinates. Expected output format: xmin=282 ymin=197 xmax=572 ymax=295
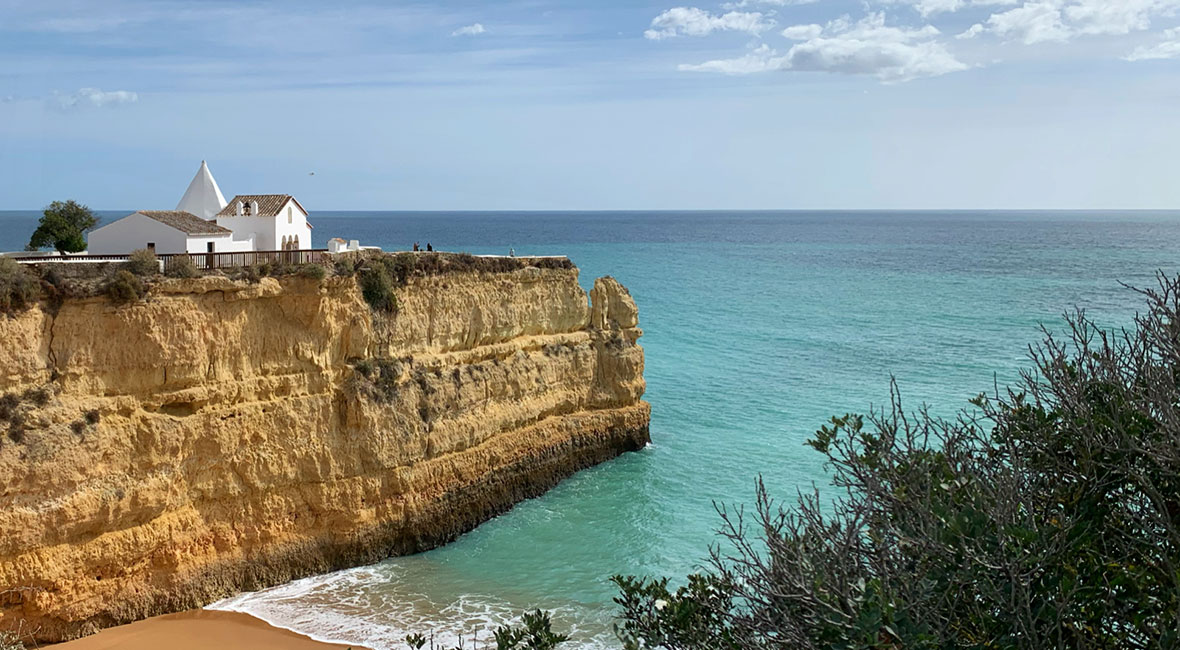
xmin=0 ymin=263 xmax=648 ymax=643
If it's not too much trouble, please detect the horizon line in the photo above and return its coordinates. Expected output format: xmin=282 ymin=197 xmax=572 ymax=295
xmin=1 ymin=208 xmax=1179 ymax=214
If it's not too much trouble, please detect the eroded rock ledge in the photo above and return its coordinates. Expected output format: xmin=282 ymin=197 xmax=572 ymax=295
xmin=0 ymin=263 xmax=649 ymax=642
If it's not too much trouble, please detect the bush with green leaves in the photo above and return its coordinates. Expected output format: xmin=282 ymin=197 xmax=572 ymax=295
xmin=404 ymin=611 xmax=568 ymax=650
xmin=27 ymin=200 xmax=98 ymax=254
xmin=125 ymin=248 xmax=159 ymax=276
xmin=164 ymin=254 xmax=199 ymax=278
xmin=0 ymin=258 xmax=41 ymax=314
xmin=298 ymin=263 xmax=328 ymax=281
xmin=360 ymin=264 xmax=397 ymax=312
xmin=105 ymin=270 xmax=146 ymax=305
xmin=611 ymin=274 xmax=1180 ymax=650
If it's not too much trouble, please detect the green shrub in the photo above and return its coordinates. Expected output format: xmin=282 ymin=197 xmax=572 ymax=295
xmin=298 ymin=263 xmax=327 ymax=281
xmin=105 ymin=270 xmax=146 ymax=305
xmin=333 ymin=254 xmax=361 ymax=276
xmin=84 ymin=409 xmax=101 ymax=425
xmin=28 ymin=199 xmax=96 ymax=254
xmin=164 ymin=254 xmax=199 ymax=278
xmin=0 ymin=258 xmax=41 ymax=314
xmin=613 ymin=273 xmax=1180 ymax=650
xmin=235 ymin=265 xmax=263 ymax=284
xmin=125 ymin=248 xmax=159 ymax=276
xmin=359 ymin=266 xmax=396 ymax=312
xmin=69 ymin=420 xmax=85 ymax=435
xmin=403 ymin=611 xmax=568 ymax=650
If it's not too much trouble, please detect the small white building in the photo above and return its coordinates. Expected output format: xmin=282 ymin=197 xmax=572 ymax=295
xmin=85 ymin=161 xmax=314 ymax=255
xmin=215 ymin=194 xmax=312 ymax=251
xmin=86 ymin=210 xmax=247 ymax=255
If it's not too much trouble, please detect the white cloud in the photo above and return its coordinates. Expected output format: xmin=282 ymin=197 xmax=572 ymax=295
xmin=960 ymin=0 xmax=1180 ymax=43
xmin=451 ymin=23 xmax=486 ymax=36
xmin=1125 ymin=26 xmax=1180 ymax=59
xmin=782 ymin=24 xmax=824 ymax=40
xmin=722 ymin=0 xmax=817 ymax=8
xmin=957 ymin=23 xmax=986 ymax=39
xmin=1066 ymin=0 xmax=1180 ymax=36
xmin=880 ymin=0 xmax=1025 ymax=18
xmin=50 ymin=88 xmax=139 ymax=109
xmin=644 ymin=7 xmax=774 ymax=40
xmin=975 ymin=2 xmax=1071 ymax=44
xmin=679 ymin=44 xmax=783 ymax=74
xmin=681 ymin=12 xmax=968 ymax=82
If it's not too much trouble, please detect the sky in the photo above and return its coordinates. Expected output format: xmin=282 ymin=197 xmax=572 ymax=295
xmin=1 ymin=0 xmax=1179 ymax=211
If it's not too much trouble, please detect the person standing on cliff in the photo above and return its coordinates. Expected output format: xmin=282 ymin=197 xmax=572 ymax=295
xmin=413 ymin=242 xmax=419 ymax=251
xmin=426 ymin=243 xmax=433 ymax=251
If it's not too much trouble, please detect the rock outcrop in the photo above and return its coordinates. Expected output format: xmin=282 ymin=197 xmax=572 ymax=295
xmin=0 ymin=264 xmax=648 ymax=642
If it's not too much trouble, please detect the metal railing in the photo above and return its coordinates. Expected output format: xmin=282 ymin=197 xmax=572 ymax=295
xmin=9 ymin=249 xmax=329 ymax=271
xmin=159 ymin=249 xmax=328 ymax=271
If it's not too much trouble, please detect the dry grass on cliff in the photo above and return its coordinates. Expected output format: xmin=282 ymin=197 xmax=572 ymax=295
xmin=0 ymin=258 xmax=41 ymax=315
xmin=7 ymin=250 xmax=570 ymax=314
xmin=350 ymin=357 xmax=409 ymax=402
xmin=338 ymin=251 xmax=573 ymax=313
xmin=0 ymin=385 xmax=53 ymax=447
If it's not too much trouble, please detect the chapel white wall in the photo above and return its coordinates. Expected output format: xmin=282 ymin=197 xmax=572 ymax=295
xmin=183 ymin=234 xmax=238 ymax=254
xmin=87 ymin=214 xmax=189 ymax=255
xmin=273 ymin=198 xmax=312 ymax=250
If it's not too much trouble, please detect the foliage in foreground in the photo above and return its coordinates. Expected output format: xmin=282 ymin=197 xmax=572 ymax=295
xmin=418 ymin=274 xmax=1180 ymax=649
xmin=612 ymin=273 xmax=1180 ymax=650
xmin=27 ymin=199 xmax=97 ymax=253
xmin=404 ymin=611 xmax=568 ymax=650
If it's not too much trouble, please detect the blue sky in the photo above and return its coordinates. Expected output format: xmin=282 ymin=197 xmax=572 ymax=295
xmin=1 ymin=0 xmax=1178 ymax=210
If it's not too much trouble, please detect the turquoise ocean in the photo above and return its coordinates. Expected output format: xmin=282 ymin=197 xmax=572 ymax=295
xmin=3 ymin=210 xmax=1180 ymax=648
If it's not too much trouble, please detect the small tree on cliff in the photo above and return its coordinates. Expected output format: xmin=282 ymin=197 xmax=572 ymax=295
xmin=27 ymin=200 xmax=97 ymax=254
xmin=613 ymin=273 xmax=1180 ymax=649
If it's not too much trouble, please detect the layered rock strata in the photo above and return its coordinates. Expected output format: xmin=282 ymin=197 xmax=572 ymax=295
xmin=0 ymin=265 xmax=648 ymax=642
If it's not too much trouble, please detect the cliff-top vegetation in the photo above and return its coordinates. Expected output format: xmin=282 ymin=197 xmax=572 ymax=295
xmin=0 ymin=250 xmax=571 ymax=314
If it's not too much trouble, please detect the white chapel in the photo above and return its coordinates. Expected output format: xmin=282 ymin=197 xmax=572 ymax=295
xmin=87 ymin=161 xmax=313 ymax=255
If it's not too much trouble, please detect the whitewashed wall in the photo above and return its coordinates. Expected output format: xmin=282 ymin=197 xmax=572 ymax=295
xmin=88 ymin=214 xmax=190 ymax=254
xmin=274 ymin=198 xmax=313 ymax=249
xmin=216 ymin=198 xmax=313 ymax=251
xmin=184 ymin=234 xmax=244 ymax=254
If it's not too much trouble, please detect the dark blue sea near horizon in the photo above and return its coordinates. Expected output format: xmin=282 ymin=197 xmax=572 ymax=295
xmin=4 ymin=209 xmax=1180 ymax=647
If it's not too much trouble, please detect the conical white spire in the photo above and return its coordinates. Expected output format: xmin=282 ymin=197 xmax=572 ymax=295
xmin=176 ymin=160 xmax=228 ymax=220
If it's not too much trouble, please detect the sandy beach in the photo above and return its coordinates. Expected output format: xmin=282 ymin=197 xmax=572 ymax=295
xmin=51 ymin=610 xmax=361 ymax=650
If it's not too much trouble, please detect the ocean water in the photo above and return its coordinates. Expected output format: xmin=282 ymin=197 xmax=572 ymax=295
xmin=4 ymin=210 xmax=1180 ymax=647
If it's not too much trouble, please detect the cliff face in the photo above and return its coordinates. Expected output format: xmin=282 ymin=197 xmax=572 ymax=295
xmin=0 ymin=265 xmax=648 ymax=642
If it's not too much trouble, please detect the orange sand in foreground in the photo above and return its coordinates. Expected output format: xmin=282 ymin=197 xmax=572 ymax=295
xmin=51 ymin=609 xmax=362 ymax=650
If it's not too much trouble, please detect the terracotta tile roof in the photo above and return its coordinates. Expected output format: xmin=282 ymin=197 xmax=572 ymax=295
xmin=217 ymin=194 xmax=308 ymax=218
xmin=136 ymin=210 xmax=231 ymax=235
